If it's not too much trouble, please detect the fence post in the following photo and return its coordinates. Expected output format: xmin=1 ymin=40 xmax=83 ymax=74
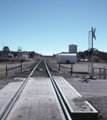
xmin=104 ymin=67 xmax=106 ymax=79
xmin=93 ymin=68 xmax=94 ymax=77
xmin=71 ymin=65 xmax=72 ymax=75
xmin=71 ymin=64 xmax=73 ymax=75
xmin=59 ymin=63 xmax=60 ymax=71
xmin=99 ymin=68 xmax=101 ymax=79
xmin=21 ymin=61 xmax=22 ymax=72
xmin=6 ymin=65 xmax=7 ymax=76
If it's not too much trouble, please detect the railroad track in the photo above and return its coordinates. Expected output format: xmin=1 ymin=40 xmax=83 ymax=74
xmin=0 ymin=59 xmax=72 ymax=120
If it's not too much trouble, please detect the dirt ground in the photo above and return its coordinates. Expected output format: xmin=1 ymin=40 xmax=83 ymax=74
xmin=0 ymin=57 xmax=41 ymax=89
xmin=0 ymin=56 xmax=107 ymax=120
xmin=47 ymin=56 xmax=107 ymax=79
xmin=47 ymin=57 xmax=107 ymax=120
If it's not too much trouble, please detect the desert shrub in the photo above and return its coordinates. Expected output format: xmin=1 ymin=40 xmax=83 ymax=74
xmin=0 ymin=51 xmax=3 ymax=56
xmin=93 ymin=56 xmax=102 ymax=63
xmin=0 ymin=57 xmax=18 ymax=62
xmin=29 ymin=53 xmax=34 ymax=58
xmin=13 ymin=52 xmax=17 ymax=57
xmin=0 ymin=58 xmax=4 ymax=62
xmin=98 ymin=58 xmax=102 ymax=63
xmin=93 ymin=56 xmax=98 ymax=62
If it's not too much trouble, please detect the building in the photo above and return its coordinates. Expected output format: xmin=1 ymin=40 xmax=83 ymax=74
xmin=69 ymin=44 xmax=77 ymax=53
xmin=21 ymin=55 xmax=28 ymax=60
xmin=58 ymin=53 xmax=77 ymax=64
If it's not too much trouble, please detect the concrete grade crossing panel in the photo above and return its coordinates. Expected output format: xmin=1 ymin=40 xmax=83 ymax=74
xmin=53 ymin=76 xmax=98 ymax=120
xmin=0 ymin=81 xmax=24 ymax=118
xmin=6 ymin=77 xmax=65 ymax=120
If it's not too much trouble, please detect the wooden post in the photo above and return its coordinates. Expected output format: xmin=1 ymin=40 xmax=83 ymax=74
xmin=71 ymin=65 xmax=72 ymax=75
xmin=21 ymin=61 xmax=22 ymax=72
xmin=99 ymin=68 xmax=101 ymax=79
xmin=59 ymin=63 xmax=60 ymax=71
xmin=71 ymin=64 xmax=73 ymax=75
xmin=93 ymin=68 xmax=94 ymax=77
xmin=6 ymin=65 xmax=7 ymax=76
xmin=104 ymin=67 xmax=106 ymax=79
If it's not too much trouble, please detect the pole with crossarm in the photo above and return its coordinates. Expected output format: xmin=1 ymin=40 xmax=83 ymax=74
xmin=90 ymin=27 xmax=96 ymax=78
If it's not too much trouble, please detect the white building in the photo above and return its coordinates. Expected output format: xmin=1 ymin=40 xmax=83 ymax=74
xmin=69 ymin=44 xmax=77 ymax=53
xmin=21 ymin=55 xmax=28 ymax=60
xmin=58 ymin=53 xmax=77 ymax=64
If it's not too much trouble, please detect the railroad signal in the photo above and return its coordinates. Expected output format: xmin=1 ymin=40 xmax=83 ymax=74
xmin=89 ymin=27 xmax=96 ymax=79
xmin=92 ymin=27 xmax=96 ymax=40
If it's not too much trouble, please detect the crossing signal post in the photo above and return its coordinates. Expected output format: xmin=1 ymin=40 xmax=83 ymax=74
xmin=90 ymin=27 xmax=96 ymax=78
xmin=82 ymin=27 xmax=96 ymax=82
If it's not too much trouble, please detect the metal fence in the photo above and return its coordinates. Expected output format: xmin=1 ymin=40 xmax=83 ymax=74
xmin=93 ymin=67 xmax=106 ymax=79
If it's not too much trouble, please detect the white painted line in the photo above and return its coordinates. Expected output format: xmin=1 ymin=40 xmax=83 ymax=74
xmin=85 ymin=101 xmax=98 ymax=113
xmin=61 ymin=77 xmax=98 ymax=113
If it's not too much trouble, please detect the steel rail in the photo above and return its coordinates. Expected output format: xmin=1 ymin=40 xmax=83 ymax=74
xmin=44 ymin=59 xmax=72 ymax=120
xmin=1 ymin=59 xmax=43 ymax=120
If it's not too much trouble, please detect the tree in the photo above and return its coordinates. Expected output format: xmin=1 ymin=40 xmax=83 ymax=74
xmin=3 ymin=46 xmax=10 ymax=54
xmin=29 ymin=52 xmax=34 ymax=58
xmin=81 ymin=53 xmax=85 ymax=59
xmin=13 ymin=52 xmax=17 ymax=57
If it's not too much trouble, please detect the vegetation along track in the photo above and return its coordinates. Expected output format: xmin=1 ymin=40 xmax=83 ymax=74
xmin=1 ymin=59 xmax=72 ymax=120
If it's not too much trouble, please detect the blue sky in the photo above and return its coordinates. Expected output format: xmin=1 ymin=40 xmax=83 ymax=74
xmin=0 ymin=0 xmax=107 ymax=55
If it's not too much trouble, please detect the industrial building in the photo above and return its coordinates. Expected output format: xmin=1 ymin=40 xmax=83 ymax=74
xmin=58 ymin=53 xmax=77 ymax=64
xmin=57 ymin=44 xmax=77 ymax=64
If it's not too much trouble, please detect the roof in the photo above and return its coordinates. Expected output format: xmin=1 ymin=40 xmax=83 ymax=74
xmin=58 ymin=53 xmax=76 ymax=56
xmin=69 ymin=44 xmax=77 ymax=46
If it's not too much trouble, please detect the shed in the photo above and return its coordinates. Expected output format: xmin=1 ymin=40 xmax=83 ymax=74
xmin=58 ymin=53 xmax=77 ymax=64
xmin=8 ymin=53 xmax=14 ymax=57
xmin=21 ymin=55 xmax=28 ymax=60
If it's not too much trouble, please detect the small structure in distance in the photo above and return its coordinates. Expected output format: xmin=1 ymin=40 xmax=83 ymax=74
xmin=21 ymin=55 xmax=28 ymax=61
xmin=58 ymin=53 xmax=76 ymax=64
xmin=58 ymin=44 xmax=77 ymax=64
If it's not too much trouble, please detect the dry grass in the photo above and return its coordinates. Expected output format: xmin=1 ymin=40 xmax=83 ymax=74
xmin=0 ymin=57 xmax=18 ymax=63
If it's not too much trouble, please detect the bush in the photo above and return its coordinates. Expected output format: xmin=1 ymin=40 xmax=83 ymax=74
xmin=29 ymin=53 xmax=34 ymax=58
xmin=93 ymin=56 xmax=102 ymax=63
xmin=93 ymin=56 xmax=98 ymax=62
xmin=0 ymin=57 xmax=18 ymax=62
xmin=13 ymin=52 xmax=17 ymax=57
